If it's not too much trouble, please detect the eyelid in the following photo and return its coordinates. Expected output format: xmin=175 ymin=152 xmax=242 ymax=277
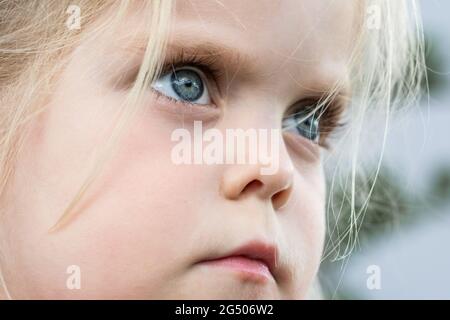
xmin=283 ymin=131 xmax=322 ymax=162
xmin=150 ymin=88 xmax=222 ymax=121
xmin=160 ymin=49 xmax=225 ymax=85
xmin=285 ymin=98 xmax=322 ymax=115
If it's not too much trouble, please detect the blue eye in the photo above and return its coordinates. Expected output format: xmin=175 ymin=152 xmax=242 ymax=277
xmin=152 ymin=67 xmax=211 ymax=104
xmin=282 ymin=109 xmax=320 ymax=142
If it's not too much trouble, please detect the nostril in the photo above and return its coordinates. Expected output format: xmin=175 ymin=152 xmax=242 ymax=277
xmin=240 ymin=180 xmax=292 ymax=210
xmin=241 ymin=180 xmax=263 ymax=195
xmin=271 ymin=187 xmax=292 ymax=210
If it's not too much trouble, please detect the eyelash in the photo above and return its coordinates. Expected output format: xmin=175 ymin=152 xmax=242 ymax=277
xmin=285 ymin=101 xmax=347 ymax=149
xmin=160 ymin=49 xmax=224 ymax=88
xmin=155 ymin=51 xmax=347 ymax=149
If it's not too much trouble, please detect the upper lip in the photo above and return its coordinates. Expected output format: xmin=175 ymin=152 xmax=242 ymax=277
xmin=201 ymin=240 xmax=280 ymax=281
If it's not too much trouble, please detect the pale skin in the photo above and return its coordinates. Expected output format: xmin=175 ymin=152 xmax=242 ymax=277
xmin=0 ymin=0 xmax=357 ymax=299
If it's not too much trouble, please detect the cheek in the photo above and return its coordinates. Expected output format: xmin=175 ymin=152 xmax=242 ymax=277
xmin=281 ymin=167 xmax=326 ymax=297
xmin=62 ymin=117 xmax=209 ymax=294
xmin=2 ymin=92 xmax=215 ymax=298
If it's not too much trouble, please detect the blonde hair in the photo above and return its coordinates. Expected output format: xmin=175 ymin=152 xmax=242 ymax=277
xmin=0 ymin=0 xmax=173 ymax=230
xmin=322 ymin=0 xmax=425 ymax=261
xmin=0 ymin=0 xmax=425 ymax=297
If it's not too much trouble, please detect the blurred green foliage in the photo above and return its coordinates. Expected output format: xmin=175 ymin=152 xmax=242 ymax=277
xmin=319 ymin=164 xmax=450 ymax=299
xmin=424 ymin=33 xmax=448 ymax=95
xmin=319 ymin=31 xmax=450 ymax=299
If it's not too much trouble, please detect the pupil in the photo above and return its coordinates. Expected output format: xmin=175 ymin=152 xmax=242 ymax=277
xmin=295 ymin=113 xmax=319 ymax=141
xmin=171 ymin=69 xmax=203 ymax=102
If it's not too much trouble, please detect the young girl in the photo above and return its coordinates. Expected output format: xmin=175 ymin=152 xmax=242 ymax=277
xmin=0 ymin=0 xmax=424 ymax=299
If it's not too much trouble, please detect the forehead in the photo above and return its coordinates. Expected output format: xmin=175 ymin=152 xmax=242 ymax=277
xmin=172 ymin=0 xmax=359 ymax=91
xmin=174 ymin=0 xmax=358 ymax=45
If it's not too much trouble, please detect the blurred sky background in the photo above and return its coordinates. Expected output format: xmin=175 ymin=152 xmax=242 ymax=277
xmin=320 ymin=0 xmax=450 ymax=299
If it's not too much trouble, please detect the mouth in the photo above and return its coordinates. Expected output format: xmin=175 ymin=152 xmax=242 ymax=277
xmin=197 ymin=240 xmax=279 ymax=283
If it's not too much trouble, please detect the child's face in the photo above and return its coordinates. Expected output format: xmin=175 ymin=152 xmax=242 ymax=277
xmin=0 ymin=0 xmax=357 ymax=299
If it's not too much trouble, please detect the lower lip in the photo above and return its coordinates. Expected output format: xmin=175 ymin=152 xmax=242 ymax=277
xmin=200 ymin=256 xmax=273 ymax=281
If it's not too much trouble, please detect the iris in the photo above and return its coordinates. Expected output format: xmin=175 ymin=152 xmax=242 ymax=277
xmin=170 ymin=69 xmax=204 ymax=102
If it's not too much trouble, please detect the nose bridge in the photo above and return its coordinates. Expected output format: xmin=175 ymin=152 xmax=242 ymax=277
xmin=219 ymin=127 xmax=295 ymax=209
xmin=217 ymin=92 xmax=295 ymax=209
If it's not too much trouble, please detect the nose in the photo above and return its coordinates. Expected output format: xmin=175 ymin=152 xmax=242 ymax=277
xmin=220 ymin=142 xmax=294 ymax=211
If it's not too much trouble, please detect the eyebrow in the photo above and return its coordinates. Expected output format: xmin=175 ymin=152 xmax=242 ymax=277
xmin=122 ymin=33 xmax=258 ymax=78
xmin=122 ymin=34 xmax=351 ymax=103
xmin=174 ymin=43 xmax=263 ymax=85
